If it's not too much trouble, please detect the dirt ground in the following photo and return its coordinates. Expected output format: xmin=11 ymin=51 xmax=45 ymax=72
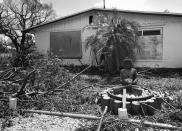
xmin=1 ymin=114 xmax=87 ymax=131
xmin=1 ymin=72 xmax=182 ymax=131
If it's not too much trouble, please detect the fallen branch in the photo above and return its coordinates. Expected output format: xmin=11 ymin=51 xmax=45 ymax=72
xmin=1 ymin=67 xmax=23 ymax=81
xmin=19 ymin=109 xmax=181 ymax=130
xmin=0 ymin=68 xmax=13 ymax=80
xmin=18 ymin=91 xmax=43 ymax=97
xmin=0 ymin=91 xmax=13 ymax=95
xmin=97 ymin=106 xmax=108 ymax=131
xmin=128 ymin=119 xmax=181 ymax=130
xmin=11 ymin=79 xmax=24 ymax=84
xmin=13 ymin=70 xmax=37 ymax=97
xmin=39 ymin=48 xmax=104 ymax=95
xmin=0 ymin=98 xmax=8 ymax=101
xmin=161 ymin=97 xmax=176 ymax=110
xmin=78 ymin=85 xmax=92 ymax=92
xmin=138 ymin=70 xmax=150 ymax=74
xmin=138 ymin=67 xmax=155 ymax=75
xmin=43 ymin=65 xmax=92 ymax=94
xmin=137 ymin=74 xmax=150 ymax=79
xmin=21 ymin=109 xmax=100 ymax=120
xmin=95 ymin=84 xmax=123 ymax=88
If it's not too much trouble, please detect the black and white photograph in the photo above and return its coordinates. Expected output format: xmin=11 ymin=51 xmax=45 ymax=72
xmin=0 ymin=0 xmax=182 ymax=130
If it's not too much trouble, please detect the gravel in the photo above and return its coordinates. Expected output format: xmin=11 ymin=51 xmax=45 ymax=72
xmin=2 ymin=114 xmax=87 ymax=131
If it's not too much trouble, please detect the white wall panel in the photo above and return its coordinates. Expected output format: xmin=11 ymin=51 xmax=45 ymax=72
xmin=31 ymin=10 xmax=182 ymax=67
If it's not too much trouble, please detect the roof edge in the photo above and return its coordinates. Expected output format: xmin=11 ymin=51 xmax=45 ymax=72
xmin=23 ymin=8 xmax=96 ymax=32
xmin=23 ymin=8 xmax=182 ymax=32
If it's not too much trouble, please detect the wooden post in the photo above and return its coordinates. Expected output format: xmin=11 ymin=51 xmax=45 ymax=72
xmin=21 ymin=109 xmax=100 ymax=120
xmin=146 ymin=99 xmax=155 ymax=116
xmin=9 ymin=97 xmax=17 ymax=110
xmin=112 ymin=100 xmax=122 ymax=114
xmin=97 ymin=106 xmax=108 ymax=131
xmin=101 ymin=94 xmax=110 ymax=111
xmin=122 ymin=89 xmax=126 ymax=108
xmin=131 ymin=101 xmax=140 ymax=115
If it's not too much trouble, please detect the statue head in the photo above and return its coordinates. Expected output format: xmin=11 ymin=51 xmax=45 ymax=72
xmin=123 ymin=57 xmax=133 ymax=69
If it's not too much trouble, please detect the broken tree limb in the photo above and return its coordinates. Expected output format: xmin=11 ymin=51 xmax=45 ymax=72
xmin=128 ymin=119 xmax=181 ymax=130
xmin=43 ymin=65 xmax=92 ymax=94
xmin=0 ymin=68 xmax=13 ymax=79
xmin=97 ymin=106 xmax=108 ymax=131
xmin=13 ymin=70 xmax=37 ymax=97
xmin=21 ymin=109 xmax=100 ymax=120
xmin=96 ymin=84 xmax=123 ymax=88
xmin=138 ymin=68 xmax=153 ymax=74
xmin=40 ymin=47 xmax=105 ymax=95
xmin=1 ymin=67 xmax=23 ymax=81
xmin=12 ymin=78 xmax=24 ymax=84
xmin=20 ymin=109 xmax=181 ymax=130
xmin=18 ymin=91 xmax=43 ymax=97
xmin=78 ymin=85 xmax=93 ymax=92
xmin=161 ymin=97 xmax=176 ymax=110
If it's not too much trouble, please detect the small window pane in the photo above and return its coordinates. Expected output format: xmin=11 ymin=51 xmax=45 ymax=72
xmin=138 ymin=31 xmax=142 ymax=36
xmin=143 ymin=30 xmax=161 ymax=36
xmin=89 ymin=15 xmax=93 ymax=24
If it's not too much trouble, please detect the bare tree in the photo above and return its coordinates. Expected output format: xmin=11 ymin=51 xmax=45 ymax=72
xmin=0 ymin=0 xmax=56 ymax=66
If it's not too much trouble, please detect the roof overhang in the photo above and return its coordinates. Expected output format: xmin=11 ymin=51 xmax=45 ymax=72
xmin=22 ymin=8 xmax=182 ymax=33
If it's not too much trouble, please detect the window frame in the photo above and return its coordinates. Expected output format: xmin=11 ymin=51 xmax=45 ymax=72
xmin=50 ymin=30 xmax=82 ymax=59
xmin=136 ymin=27 xmax=163 ymax=61
xmin=89 ymin=15 xmax=93 ymax=24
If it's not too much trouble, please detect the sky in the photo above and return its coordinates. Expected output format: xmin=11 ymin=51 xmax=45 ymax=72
xmin=42 ymin=0 xmax=182 ymax=17
xmin=0 ymin=0 xmax=182 ymax=17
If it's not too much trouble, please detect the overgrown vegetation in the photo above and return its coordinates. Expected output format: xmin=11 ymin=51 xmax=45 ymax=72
xmin=85 ymin=12 xmax=140 ymax=74
xmin=1 ymin=58 xmax=182 ymax=130
xmin=0 ymin=9 xmax=181 ymax=130
xmin=0 ymin=55 xmax=100 ymax=116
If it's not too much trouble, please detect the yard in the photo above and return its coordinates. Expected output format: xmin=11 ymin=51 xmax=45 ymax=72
xmin=0 ymin=0 xmax=182 ymax=130
xmin=0 ymin=57 xmax=182 ymax=131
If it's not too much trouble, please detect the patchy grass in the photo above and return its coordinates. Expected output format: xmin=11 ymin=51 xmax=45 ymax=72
xmin=78 ymin=74 xmax=182 ymax=131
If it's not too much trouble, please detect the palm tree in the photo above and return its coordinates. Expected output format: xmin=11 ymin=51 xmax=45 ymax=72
xmin=85 ymin=12 xmax=141 ymax=74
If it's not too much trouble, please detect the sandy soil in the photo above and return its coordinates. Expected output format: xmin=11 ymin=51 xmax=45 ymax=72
xmin=1 ymin=114 xmax=87 ymax=131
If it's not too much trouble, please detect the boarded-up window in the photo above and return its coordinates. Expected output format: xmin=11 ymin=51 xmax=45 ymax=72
xmin=135 ymin=28 xmax=163 ymax=60
xmin=50 ymin=31 xmax=82 ymax=59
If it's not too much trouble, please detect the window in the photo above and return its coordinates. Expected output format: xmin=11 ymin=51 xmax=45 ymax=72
xmin=138 ymin=31 xmax=142 ymax=36
xmin=135 ymin=28 xmax=163 ymax=60
xmin=50 ymin=31 xmax=82 ymax=59
xmin=143 ymin=30 xmax=161 ymax=36
xmin=89 ymin=15 xmax=93 ymax=24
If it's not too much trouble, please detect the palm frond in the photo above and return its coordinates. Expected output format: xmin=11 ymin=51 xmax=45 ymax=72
xmin=84 ymin=12 xmax=141 ymax=70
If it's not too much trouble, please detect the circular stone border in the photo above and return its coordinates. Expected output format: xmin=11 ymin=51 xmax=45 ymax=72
xmin=106 ymin=85 xmax=154 ymax=102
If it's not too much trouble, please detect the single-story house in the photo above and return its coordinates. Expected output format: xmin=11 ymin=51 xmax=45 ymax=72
xmin=24 ymin=8 xmax=182 ymax=68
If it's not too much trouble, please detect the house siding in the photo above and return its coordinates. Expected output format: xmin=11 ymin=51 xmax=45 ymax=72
xmin=31 ymin=10 xmax=182 ymax=68
xmin=32 ymin=13 xmax=94 ymax=65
